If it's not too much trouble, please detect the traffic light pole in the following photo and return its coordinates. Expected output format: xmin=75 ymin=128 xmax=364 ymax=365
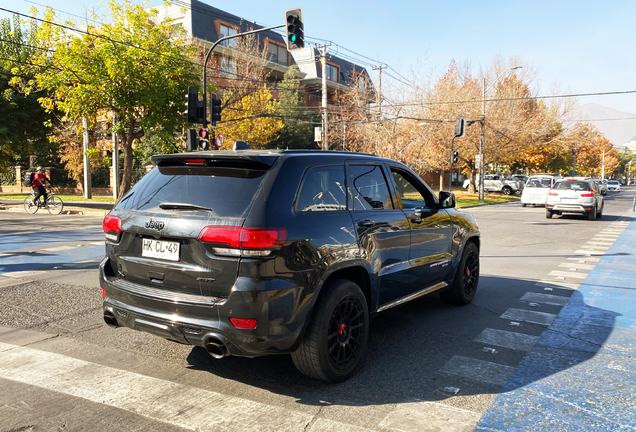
xmin=202 ymin=24 xmax=284 ymax=130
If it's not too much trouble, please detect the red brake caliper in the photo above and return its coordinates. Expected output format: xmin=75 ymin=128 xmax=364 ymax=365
xmin=338 ymin=323 xmax=347 ymax=338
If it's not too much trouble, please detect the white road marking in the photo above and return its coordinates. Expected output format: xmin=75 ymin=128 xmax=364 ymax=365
xmin=439 ymin=356 xmax=516 ymax=386
xmin=379 ymin=402 xmax=480 ymax=432
xmin=473 ymin=328 xmax=540 ymax=352
xmin=0 ymin=342 xmax=316 ymax=432
xmin=548 ymin=270 xmax=588 ymax=280
xmin=537 ymin=280 xmax=580 ymax=290
xmin=500 ymin=308 xmax=558 ymax=326
xmin=520 ymin=292 xmax=569 ymax=306
xmin=574 ymin=250 xmax=606 ymax=255
xmin=567 ymin=256 xmax=600 ymax=263
xmin=559 ymin=262 xmax=594 ymax=270
xmin=42 ymin=245 xmax=78 ymax=252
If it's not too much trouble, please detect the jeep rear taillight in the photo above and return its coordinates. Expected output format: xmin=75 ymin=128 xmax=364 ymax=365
xmin=103 ymin=215 xmax=122 ymax=242
xmin=198 ymin=226 xmax=288 ymax=256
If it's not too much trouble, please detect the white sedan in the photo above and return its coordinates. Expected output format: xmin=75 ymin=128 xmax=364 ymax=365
xmin=607 ymin=180 xmax=621 ymax=192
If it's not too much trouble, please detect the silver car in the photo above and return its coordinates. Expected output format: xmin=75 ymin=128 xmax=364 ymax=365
xmin=545 ymin=178 xmax=604 ymax=220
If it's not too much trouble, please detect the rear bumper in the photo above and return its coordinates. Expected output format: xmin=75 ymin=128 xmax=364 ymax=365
xmin=546 ymin=203 xmax=594 ymax=214
xmin=99 ymin=257 xmax=308 ymax=357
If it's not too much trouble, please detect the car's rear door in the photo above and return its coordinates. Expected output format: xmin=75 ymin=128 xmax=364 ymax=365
xmin=346 ymin=163 xmax=412 ymax=307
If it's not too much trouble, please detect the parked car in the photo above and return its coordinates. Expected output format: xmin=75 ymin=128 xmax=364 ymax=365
xmin=464 ymin=174 xmax=520 ymax=194
xmin=607 ymin=180 xmax=621 ymax=192
xmin=593 ymin=179 xmax=608 ymax=195
xmin=520 ymin=175 xmax=559 ymax=207
xmin=545 ymin=177 xmax=604 ymax=220
xmin=100 ymin=148 xmax=481 ymax=382
xmin=512 ymin=175 xmax=528 ymax=187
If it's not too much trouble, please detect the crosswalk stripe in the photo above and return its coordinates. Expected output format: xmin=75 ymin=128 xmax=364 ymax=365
xmin=520 ymin=292 xmax=569 ymax=306
xmin=536 ymin=280 xmax=580 ymax=290
xmin=574 ymin=249 xmax=606 ymax=255
xmin=547 ymin=270 xmax=588 ymax=280
xmin=567 ymin=256 xmax=600 ymax=263
xmin=0 ymin=342 xmax=315 ymax=431
xmin=500 ymin=308 xmax=558 ymax=326
xmin=439 ymin=356 xmax=516 ymax=386
xmin=473 ymin=328 xmax=539 ymax=352
xmin=379 ymin=402 xmax=480 ymax=432
xmin=559 ymin=262 xmax=594 ymax=270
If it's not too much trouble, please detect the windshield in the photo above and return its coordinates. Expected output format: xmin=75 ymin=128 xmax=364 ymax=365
xmin=526 ymin=178 xmax=552 ymax=188
xmin=608 ymin=181 xmax=619 ymax=185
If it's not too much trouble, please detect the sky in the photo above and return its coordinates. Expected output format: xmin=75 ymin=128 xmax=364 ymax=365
xmin=3 ymin=0 xmax=636 ymax=115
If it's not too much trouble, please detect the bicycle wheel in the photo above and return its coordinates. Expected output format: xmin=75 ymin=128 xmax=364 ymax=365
xmin=46 ymin=196 xmax=64 ymax=215
xmin=24 ymin=195 xmax=39 ymax=214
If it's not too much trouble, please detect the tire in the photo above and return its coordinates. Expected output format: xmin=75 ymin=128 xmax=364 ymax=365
xmin=440 ymin=242 xmax=479 ymax=305
xmin=23 ymin=195 xmax=39 ymax=214
xmin=545 ymin=209 xmax=553 ymax=219
xmin=46 ymin=196 xmax=64 ymax=215
xmin=588 ymin=205 xmax=597 ymax=220
xmin=291 ymin=279 xmax=369 ymax=382
xmin=597 ymin=203 xmax=603 ymax=218
xmin=502 ymin=186 xmax=513 ymax=195
xmin=521 ymin=203 xmax=527 ymax=207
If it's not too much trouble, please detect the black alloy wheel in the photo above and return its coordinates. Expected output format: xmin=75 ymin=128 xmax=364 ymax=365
xmin=291 ymin=279 xmax=369 ymax=382
xmin=502 ymin=186 xmax=513 ymax=195
xmin=327 ymin=292 xmax=366 ymax=371
xmin=441 ymin=242 xmax=480 ymax=305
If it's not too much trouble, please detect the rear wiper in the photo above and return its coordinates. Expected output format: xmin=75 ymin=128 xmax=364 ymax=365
xmin=159 ymin=202 xmax=213 ymax=212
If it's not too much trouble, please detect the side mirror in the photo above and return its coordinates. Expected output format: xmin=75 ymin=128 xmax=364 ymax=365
xmin=439 ymin=191 xmax=456 ymax=209
xmin=601 ymin=189 xmax=607 ymax=195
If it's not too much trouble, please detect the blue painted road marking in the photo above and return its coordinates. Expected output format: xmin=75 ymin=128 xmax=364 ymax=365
xmin=476 ymin=219 xmax=636 ymax=431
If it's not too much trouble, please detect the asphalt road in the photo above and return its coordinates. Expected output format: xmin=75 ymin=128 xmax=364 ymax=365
xmin=0 ymin=188 xmax=634 ymax=431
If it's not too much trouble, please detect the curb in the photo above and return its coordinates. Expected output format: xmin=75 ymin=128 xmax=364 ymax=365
xmin=0 ymin=205 xmax=109 ymax=217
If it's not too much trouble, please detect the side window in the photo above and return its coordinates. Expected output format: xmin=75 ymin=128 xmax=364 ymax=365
xmin=349 ymin=165 xmax=393 ymax=210
xmin=296 ymin=166 xmax=347 ymax=212
xmin=391 ymin=169 xmax=432 ymax=209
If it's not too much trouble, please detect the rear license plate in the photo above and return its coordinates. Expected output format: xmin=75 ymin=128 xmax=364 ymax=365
xmin=142 ymin=239 xmax=180 ymax=261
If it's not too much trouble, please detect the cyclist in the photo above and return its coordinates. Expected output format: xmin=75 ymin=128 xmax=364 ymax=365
xmin=32 ymin=166 xmax=52 ymax=206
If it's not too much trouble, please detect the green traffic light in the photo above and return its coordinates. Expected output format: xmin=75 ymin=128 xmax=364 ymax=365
xmin=290 ymin=34 xmax=296 ymax=42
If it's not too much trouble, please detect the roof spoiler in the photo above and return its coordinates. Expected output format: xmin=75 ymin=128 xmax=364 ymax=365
xmin=233 ymin=141 xmax=252 ymax=150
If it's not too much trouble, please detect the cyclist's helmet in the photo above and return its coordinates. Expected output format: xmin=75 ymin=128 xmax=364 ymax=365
xmin=36 ymin=166 xmax=43 ymax=171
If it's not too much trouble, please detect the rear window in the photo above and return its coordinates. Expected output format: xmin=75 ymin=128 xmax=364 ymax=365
xmin=115 ymin=165 xmax=268 ymax=217
xmin=526 ymin=178 xmax=552 ymax=188
xmin=554 ymin=181 xmax=589 ymax=191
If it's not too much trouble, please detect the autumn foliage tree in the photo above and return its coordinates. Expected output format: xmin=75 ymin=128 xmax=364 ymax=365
xmin=14 ymin=0 xmax=198 ymax=197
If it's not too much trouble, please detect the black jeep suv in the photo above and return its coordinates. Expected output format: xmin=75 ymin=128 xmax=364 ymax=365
xmin=100 ymin=149 xmax=480 ymax=382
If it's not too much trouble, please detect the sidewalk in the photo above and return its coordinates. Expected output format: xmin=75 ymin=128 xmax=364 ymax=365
xmin=476 ymin=215 xmax=636 ymax=431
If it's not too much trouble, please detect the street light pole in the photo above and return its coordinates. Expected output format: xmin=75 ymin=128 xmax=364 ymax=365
xmin=478 ymin=66 xmax=522 ymax=203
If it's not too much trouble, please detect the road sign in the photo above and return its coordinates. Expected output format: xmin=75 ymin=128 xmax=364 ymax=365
xmin=215 ymin=134 xmax=224 ymax=148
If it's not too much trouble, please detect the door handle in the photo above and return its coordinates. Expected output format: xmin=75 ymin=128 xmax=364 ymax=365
xmin=358 ymin=219 xmax=375 ymax=227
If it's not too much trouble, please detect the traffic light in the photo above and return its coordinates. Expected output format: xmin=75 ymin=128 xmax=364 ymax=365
xmin=452 ymin=151 xmax=459 ymax=164
xmin=210 ymin=92 xmax=222 ymax=127
xmin=454 ymin=116 xmax=466 ymax=138
xmin=198 ymin=128 xmax=209 ymax=150
xmin=186 ymin=129 xmax=198 ymax=152
xmin=185 ymin=87 xmax=199 ymax=123
xmin=285 ymin=8 xmax=304 ymax=51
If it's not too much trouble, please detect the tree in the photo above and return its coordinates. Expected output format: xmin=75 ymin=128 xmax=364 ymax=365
xmin=14 ymin=1 xmax=199 ymax=197
xmin=0 ymin=14 xmax=56 ymax=171
xmin=269 ymin=65 xmax=316 ymax=149
xmin=214 ymin=86 xmax=283 ymax=149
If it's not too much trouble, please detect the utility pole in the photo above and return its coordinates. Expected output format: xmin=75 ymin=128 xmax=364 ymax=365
xmin=479 ymin=77 xmax=486 ymax=203
xmin=321 ymin=43 xmax=329 ymax=150
xmin=112 ymin=113 xmax=119 ymax=200
xmin=372 ymin=64 xmax=383 ymax=117
xmin=82 ymin=116 xmax=92 ymax=199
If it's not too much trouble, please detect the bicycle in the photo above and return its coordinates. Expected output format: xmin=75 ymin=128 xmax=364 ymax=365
xmin=23 ymin=191 xmax=64 ymax=215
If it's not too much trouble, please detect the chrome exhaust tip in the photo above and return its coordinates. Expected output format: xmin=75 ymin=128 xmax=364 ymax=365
xmin=205 ymin=336 xmax=228 ymax=359
xmin=103 ymin=311 xmax=119 ymax=328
